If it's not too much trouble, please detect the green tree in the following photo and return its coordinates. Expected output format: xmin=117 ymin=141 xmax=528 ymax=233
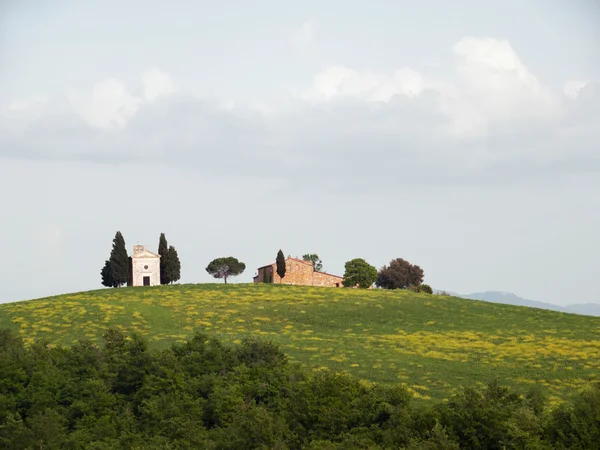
xmin=158 ymin=233 xmax=169 ymax=285
xmin=376 ymin=258 xmax=424 ymax=290
xmin=163 ymin=246 xmax=181 ymax=284
xmin=276 ymin=250 xmax=286 ymax=282
xmin=302 ymin=254 xmax=323 ymax=272
xmin=108 ymin=231 xmax=129 ymax=287
xmin=206 ymin=257 xmax=246 ymax=284
xmin=418 ymin=284 xmax=433 ymax=294
xmin=100 ymin=260 xmax=117 ymax=288
xmin=342 ymin=258 xmax=377 ymax=289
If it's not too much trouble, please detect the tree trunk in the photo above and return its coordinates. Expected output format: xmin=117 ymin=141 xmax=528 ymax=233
xmin=224 ymin=275 xmax=228 ymax=284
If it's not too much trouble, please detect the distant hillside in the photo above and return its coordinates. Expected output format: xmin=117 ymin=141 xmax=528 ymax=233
xmin=459 ymin=291 xmax=567 ymax=312
xmin=564 ymin=303 xmax=600 ymax=317
xmin=458 ymin=290 xmax=600 ymax=317
xmin=1 ymin=284 xmax=599 ymax=403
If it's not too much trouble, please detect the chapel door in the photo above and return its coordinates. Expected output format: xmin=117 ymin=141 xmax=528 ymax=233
xmin=143 ymin=276 xmax=150 ymax=286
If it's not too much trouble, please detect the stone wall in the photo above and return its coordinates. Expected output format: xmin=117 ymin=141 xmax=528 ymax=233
xmin=255 ymin=258 xmax=343 ymax=287
xmin=311 ymin=271 xmax=343 ymax=287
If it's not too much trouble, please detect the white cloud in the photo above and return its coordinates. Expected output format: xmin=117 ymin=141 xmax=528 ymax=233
xmin=307 ymin=66 xmax=426 ymax=102
xmin=452 ymin=37 xmax=561 ymax=121
xmin=1 ymin=37 xmax=598 ymax=186
xmin=563 ymin=79 xmax=593 ymax=99
xmin=292 ymin=19 xmax=316 ymax=53
xmin=63 ymin=68 xmax=175 ymax=129
xmin=67 ymin=78 xmax=141 ymax=129
xmin=2 ymin=96 xmax=48 ymax=121
xmin=303 ymin=37 xmax=565 ymax=140
xmin=143 ymin=67 xmax=175 ymax=103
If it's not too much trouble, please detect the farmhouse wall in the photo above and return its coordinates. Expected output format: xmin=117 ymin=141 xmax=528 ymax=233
xmin=311 ymin=271 xmax=343 ymax=287
xmin=254 ymin=257 xmax=343 ymax=288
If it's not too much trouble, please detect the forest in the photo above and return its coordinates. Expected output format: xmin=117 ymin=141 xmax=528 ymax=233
xmin=0 ymin=327 xmax=598 ymax=449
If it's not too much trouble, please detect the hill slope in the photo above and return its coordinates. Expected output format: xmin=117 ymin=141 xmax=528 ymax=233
xmin=1 ymin=283 xmax=599 ymax=402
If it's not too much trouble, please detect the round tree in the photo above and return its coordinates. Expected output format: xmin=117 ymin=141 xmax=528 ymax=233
xmin=206 ymin=257 xmax=246 ymax=284
xmin=342 ymin=258 xmax=377 ymax=289
xmin=376 ymin=258 xmax=424 ymax=290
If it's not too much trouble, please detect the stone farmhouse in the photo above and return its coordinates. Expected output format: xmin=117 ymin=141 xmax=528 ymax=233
xmin=253 ymin=256 xmax=344 ymax=287
xmin=127 ymin=245 xmax=161 ymax=287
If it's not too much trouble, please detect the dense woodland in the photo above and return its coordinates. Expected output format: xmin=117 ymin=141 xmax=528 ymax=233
xmin=1 ymin=328 xmax=598 ymax=449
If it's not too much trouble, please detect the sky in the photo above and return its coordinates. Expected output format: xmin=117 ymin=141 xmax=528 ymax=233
xmin=0 ymin=0 xmax=599 ymax=306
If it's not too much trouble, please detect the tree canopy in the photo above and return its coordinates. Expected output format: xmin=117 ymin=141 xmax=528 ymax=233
xmin=101 ymin=231 xmax=129 ymax=288
xmin=100 ymin=260 xmax=117 ymax=288
xmin=302 ymin=253 xmax=323 ymax=272
xmin=276 ymin=249 xmax=286 ymax=281
xmin=163 ymin=245 xmax=181 ymax=284
xmin=157 ymin=233 xmax=181 ymax=285
xmin=376 ymin=258 xmax=424 ymax=290
xmin=342 ymin=258 xmax=378 ymax=289
xmin=0 ymin=327 xmax=595 ymax=449
xmin=205 ymin=257 xmax=246 ymax=284
xmin=158 ymin=232 xmax=169 ymax=285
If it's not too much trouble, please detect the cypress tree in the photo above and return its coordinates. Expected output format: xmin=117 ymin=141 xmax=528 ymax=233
xmin=163 ymin=245 xmax=181 ymax=284
xmin=100 ymin=260 xmax=115 ymax=288
xmin=109 ymin=231 xmax=129 ymax=287
xmin=158 ymin=233 xmax=169 ymax=285
xmin=276 ymin=249 xmax=286 ymax=282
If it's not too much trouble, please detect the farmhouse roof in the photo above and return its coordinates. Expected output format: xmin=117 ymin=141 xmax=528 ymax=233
xmin=256 ymin=256 xmax=343 ymax=279
xmin=256 ymin=256 xmax=313 ymax=270
xmin=315 ymin=271 xmax=344 ymax=279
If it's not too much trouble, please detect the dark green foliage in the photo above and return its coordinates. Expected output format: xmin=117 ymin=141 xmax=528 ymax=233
xmin=206 ymin=257 xmax=246 ymax=284
xmin=302 ymin=253 xmax=323 ymax=272
xmin=546 ymin=383 xmax=600 ymax=449
xmin=0 ymin=327 xmax=596 ymax=449
xmin=408 ymin=284 xmax=433 ymax=294
xmin=436 ymin=379 xmax=548 ymax=450
xmin=158 ymin=234 xmax=181 ymax=285
xmin=276 ymin=249 xmax=286 ymax=281
xmin=376 ymin=258 xmax=424 ymax=290
xmin=419 ymin=284 xmax=433 ymax=294
xmin=158 ymin=233 xmax=169 ymax=285
xmin=100 ymin=260 xmax=117 ymax=288
xmin=342 ymin=258 xmax=378 ymax=289
xmin=262 ymin=270 xmax=272 ymax=283
xmin=163 ymin=245 xmax=181 ymax=284
xmin=108 ymin=231 xmax=129 ymax=287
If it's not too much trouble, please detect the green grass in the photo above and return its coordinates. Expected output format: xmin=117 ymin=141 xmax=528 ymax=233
xmin=1 ymin=283 xmax=599 ymax=403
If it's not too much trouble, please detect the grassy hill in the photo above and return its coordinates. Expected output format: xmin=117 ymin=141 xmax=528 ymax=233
xmin=1 ymin=283 xmax=599 ymax=403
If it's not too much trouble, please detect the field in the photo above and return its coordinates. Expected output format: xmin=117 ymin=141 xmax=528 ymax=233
xmin=1 ymin=283 xmax=599 ymax=403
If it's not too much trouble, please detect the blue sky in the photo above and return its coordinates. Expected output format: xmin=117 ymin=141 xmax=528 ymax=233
xmin=0 ymin=0 xmax=599 ymax=305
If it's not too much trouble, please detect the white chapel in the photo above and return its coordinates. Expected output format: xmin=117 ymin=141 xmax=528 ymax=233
xmin=128 ymin=245 xmax=161 ymax=287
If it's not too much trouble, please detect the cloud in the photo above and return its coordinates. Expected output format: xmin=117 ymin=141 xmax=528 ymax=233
xmin=143 ymin=67 xmax=175 ymax=103
xmin=1 ymin=38 xmax=598 ymax=189
xmin=291 ymin=19 xmax=316 ymax=53
xmin=307 ymin=66 xmax=426 ymax=102
xmin=62 ymin=68 xmax=174 ymax=129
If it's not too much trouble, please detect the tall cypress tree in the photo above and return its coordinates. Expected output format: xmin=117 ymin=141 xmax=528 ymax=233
xmin=100 ymin=260 xmax=116 ymax=288
xmin=109 ymin=231 xmax=129 ymax=287
xmin=276 ymin=249 xmax=286 ymax=282
xmin=158 ymin=233 xmax=169 ymax=285
xmin=164 ymin=245 xmax=181 ymax=284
